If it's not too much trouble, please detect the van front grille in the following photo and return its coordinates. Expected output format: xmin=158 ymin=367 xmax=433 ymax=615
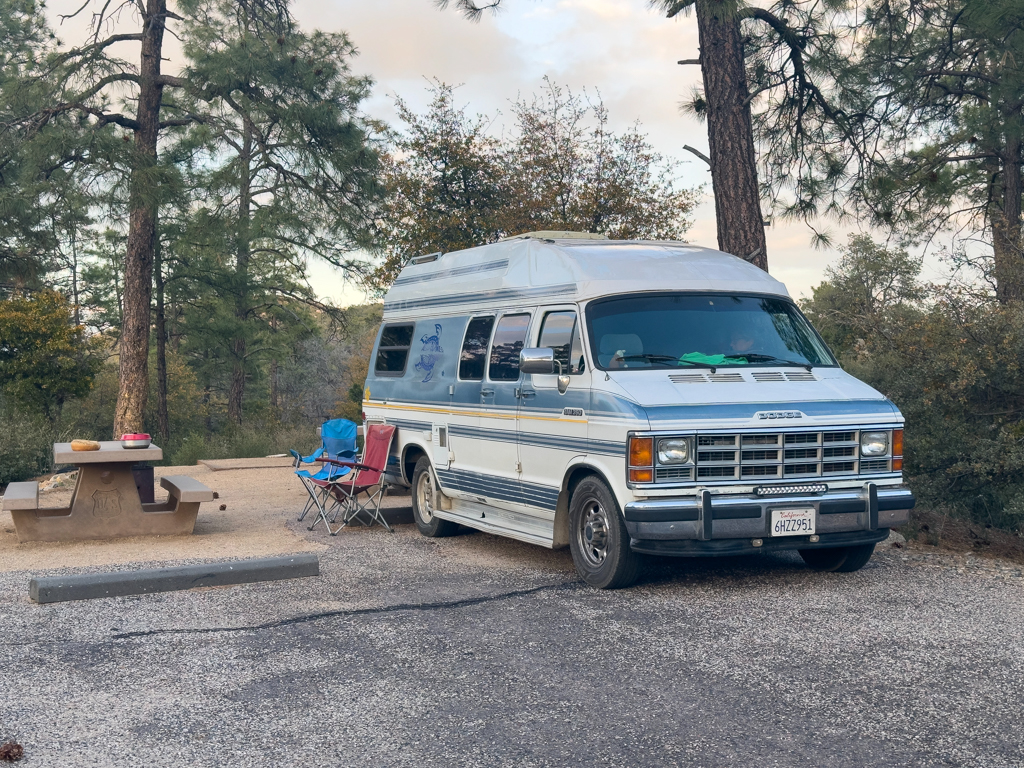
xmin=651 ymin=428 xmax=900 ymax=484
xmin=656 ymin=466 xmax=692 ymax=481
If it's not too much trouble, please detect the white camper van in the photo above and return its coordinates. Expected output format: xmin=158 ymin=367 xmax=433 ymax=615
xmin=363 ymin=233 xmax=915 ymax=588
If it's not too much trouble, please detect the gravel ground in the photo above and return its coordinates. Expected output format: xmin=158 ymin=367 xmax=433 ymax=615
xmin=1 ymin=469 xmax=1023 ymax=767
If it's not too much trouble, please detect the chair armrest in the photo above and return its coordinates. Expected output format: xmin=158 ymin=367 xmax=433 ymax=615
xmin=317 ymin=458 xmax=372 ymax=472
xmin=300 ymin=446 xmax=325 ymax=464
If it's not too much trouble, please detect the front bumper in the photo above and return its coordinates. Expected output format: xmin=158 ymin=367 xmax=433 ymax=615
xmin=623 ymin=483 xmax=914 ymax=557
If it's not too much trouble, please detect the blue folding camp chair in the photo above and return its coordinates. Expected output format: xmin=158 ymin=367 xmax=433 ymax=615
xmin=290 ymin=419 xmax=358 ymax=531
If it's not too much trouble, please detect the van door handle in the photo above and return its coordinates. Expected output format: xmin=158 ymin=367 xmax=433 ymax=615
xmin=518 ymin=389 xmax=536 ymax=399
xmin=480 ymin=388 xmax=495 ymax=397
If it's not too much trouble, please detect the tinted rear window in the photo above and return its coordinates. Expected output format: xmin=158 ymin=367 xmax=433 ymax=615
xmin=459 ymin=316 xmax=495 ymax=381
xmin=374 ymin=324 xmax=414 ymax=376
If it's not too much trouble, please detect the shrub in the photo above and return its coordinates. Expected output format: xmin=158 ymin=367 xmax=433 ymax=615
xmin=804 ymin=236 xmax=1024 ymax=532
xmin=0 ymin=406 xmax=56 ymax=485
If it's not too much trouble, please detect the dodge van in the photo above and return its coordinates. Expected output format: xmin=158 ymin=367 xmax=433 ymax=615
xmin=363 ymin=232 xmax=915 ymax=588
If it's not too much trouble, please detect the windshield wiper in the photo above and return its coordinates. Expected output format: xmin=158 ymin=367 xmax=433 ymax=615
xmin=741 ymin=353 xmax=813 ymax=371
xmin=617 ymin=354 xmax=717 ymax=371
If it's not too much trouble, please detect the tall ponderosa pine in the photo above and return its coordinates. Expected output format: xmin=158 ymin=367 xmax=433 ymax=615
xmin=13 ymin=0 xmax=289 ymax=437
xmin=849 ymin=0 xmax=1024 ymax=302
xmin=440 ymin=0 xmax=851 ymax=273
xmin=173 ymin=0 xmax=382 ymax=423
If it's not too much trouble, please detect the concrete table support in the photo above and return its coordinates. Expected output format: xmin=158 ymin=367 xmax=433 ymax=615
xmin=3 ymin=442 xmax=214 ymax=543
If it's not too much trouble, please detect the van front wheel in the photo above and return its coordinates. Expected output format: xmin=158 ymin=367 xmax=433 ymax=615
xmin=412 ymin=457 xmax=458 ymax=538
xmin=569 ymin=477 xmax=641 ymax=589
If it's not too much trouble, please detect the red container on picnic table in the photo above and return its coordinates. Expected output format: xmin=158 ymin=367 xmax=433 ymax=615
xmin=120 ymin=433 xmax=152 ymax=449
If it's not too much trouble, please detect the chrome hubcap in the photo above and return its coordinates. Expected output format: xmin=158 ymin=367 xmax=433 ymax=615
xmin=416 ymin=471 xmax=434 ymax=522
xmin=578 ymin=500 xmax=609 ymax=566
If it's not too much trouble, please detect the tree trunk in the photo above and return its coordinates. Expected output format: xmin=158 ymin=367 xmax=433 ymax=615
xmin=993 ymin=129 xmax=1023 ymax=303
xmin=695 ymin=0 xmax=768 ymax=271
xmin=227 ymin=121 xmax=253 ymax=424
xmin=269 ymin=356 xmax=279 ymax=413
xmin=154 ymin=241 xmax=170 ymax=441
xmin=112 ymin=0 xmax=167 ymax=438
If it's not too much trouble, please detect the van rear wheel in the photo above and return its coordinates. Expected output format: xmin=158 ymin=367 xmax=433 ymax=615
xmin=412 ymin=457 xmax=458 ymax=538
xmin=799 ymin=542 xmax=876 ymax=572
xmin=569 ymin=477 xmax=641 ymax=589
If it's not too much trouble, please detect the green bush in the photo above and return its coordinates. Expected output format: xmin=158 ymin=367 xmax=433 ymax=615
xmin=0 ymin=406 xmax=56 ymax=485
xmin=804 ymin=236 xmax=1024 ymax=532
xmin=165 ymin=424 xmax=320 ymax=467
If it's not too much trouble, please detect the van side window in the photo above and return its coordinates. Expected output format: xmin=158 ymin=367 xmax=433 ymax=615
xmin=538 ymin=311 xmax=585 ymax=374
xmin=374 ymin=323 xmax=414 ymax=376
xmin=459 ymin=316 xmax=495 ymax=380
xmin=488 ymin=313 xmax=531 ymax=381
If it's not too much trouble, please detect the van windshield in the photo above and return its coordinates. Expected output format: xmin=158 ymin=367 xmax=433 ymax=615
xmin=586 ymin=293 xmax=837 ymax=370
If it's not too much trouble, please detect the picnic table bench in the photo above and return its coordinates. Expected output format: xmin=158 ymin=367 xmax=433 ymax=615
xmin=2 ymin=442 xmax=214 ymax=543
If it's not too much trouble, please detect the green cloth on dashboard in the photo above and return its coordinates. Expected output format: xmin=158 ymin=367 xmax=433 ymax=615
xmin=679 ymin=352 xmax=747 ymax=366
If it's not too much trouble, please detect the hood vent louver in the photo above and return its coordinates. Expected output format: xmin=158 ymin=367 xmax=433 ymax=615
xmin=670 ymin=370 xmax=818 ymax=384
xmin=751 ymin=370 xmax=818 ymax=382
xmin=668 ymin=373 xmax=708 ymax=384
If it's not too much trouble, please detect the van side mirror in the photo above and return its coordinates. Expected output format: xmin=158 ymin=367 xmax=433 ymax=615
xmin=520 ymin=348 xmax=571 ymax=394
xmin=520 ymin=347 xmax=555 ymax=374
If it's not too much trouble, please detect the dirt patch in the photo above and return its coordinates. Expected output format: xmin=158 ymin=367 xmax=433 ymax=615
xmin=0 ymin=465 xmax=326 ymax=573
xmin=898 ymin=508 xmax=1024 ymax=565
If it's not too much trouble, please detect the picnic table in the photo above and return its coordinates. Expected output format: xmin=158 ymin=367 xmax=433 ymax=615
xmin=2 ymin=442 xmax=214 ymax=543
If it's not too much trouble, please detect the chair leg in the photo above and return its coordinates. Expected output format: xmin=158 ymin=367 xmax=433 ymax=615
xmin=296 ymin=478 xmax=316 ymax=522
xmin=306 ymin=485 xmax=335 ymax=533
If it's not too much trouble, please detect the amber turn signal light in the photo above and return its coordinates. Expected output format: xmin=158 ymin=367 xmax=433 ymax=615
xmin=629 ymin=468 xmax=654 ymax=483
xmin=892 ymin=429 xmax=904 ymax=457
xmin=892 ymin=458 xmax=903 ymax=471
xmin=628 ymin=436 xmax=653 ymax=468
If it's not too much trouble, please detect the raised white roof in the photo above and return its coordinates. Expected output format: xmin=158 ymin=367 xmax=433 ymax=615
xmin=382 ymin=237 xmax=790 ymax=319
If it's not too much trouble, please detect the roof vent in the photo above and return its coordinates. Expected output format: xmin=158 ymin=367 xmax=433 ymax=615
xmin=501 ymin=231 xmax=609 ymax=241
xmin=409 ymin=251 xmax=442 ymax=265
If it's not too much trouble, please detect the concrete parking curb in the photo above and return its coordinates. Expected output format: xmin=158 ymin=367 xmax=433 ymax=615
xmin=29 ymin=553 xmax=320 ymax=604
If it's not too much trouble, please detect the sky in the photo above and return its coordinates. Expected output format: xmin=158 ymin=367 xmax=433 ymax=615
xmin=45 ymin=0 xmax=871 ymax=305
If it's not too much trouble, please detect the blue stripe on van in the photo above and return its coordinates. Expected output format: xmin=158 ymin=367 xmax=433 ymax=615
xmin=393 ymin=259 xmax=509 ymax=286
xmin=435 ymin=468 xmax=560 ymax=510
xmin=448 ymin=423 xmax=625 ymax=457
xmin=644 ymin=399 xmax=900 ymax=423
xmin=384 ymin=283 xmax=577 ymax=313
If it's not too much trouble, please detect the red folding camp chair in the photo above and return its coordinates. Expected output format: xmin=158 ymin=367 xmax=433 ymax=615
xmin=324 ymin=424 xmax=397 ymax=535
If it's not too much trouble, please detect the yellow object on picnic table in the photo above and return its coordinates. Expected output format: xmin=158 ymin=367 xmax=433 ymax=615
xmin=70 ymin=439 xmax=101 ymax=451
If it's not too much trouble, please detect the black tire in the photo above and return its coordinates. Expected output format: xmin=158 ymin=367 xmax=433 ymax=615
xmin=835 ymin=542 xmax=876 ymax=572
xmin=568 ymin=476 xmax=641 ymax=589
xmin=412 ymin=457 xmax=458 ymax=537
xmin=799 ymin=542 xmax=876 ymax=573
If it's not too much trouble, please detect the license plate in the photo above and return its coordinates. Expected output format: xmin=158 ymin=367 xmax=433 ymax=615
xmin=770 ymin=508 xmax=815 ymax=537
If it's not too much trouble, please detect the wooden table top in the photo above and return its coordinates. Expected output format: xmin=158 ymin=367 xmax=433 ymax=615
xmin=53 ymin=441 xmax=163 ymax=465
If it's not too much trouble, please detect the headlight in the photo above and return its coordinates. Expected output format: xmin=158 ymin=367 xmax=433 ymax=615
xmin=657 ymin=438 xmax=691 ymax=464
xmin=860 ymin=431 xmax=889 ymax=456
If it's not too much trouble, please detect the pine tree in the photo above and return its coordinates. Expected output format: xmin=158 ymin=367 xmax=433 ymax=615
xmin=9 ymin=0 xmax=290 ymax=436
xmin=170 ymin=0 xmax=382 ymax=423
